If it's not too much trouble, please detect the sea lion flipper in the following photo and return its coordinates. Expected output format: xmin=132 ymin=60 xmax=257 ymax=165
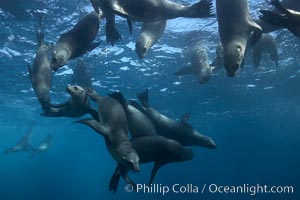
xmin=128 ymin=100 xmax=147 ymax=114
xmin=109 ymin=165 xmax=122 ymax=193
xmin=108 ymin=92 xmax=128 ymax=110
xmin=127 ymin=19 xmax=133 ymax=35
xmin=75 ymin=118 xmax=110 ymax=137
xmin=174 ymin=66 xmax=194 ymax=76
xmin=88 ymin=108 xmax=99 ymax=121
xmin=87 ymin=42 xmax=101 ymax=52
xmin=90 ymin=0 xmax=101 ymax=14
xmin=105 ymin=13 xmax=122 ymax=45
xmin=149 ymin=162 xmax=163 ymax=185
xmin=121 ymin=173 xmax=137 ymax=191
xmin=259 ymin=10 xmax=286 ymax=28
xmin=85 ymin=88 xmax=99 ymax=102
xmin=252 ymin=48 xmax=262 ymax=68
xmin=248 ymin=21 xmax=262 ymax=46
xmin=137 ymin=89 xmax=149 ymax=108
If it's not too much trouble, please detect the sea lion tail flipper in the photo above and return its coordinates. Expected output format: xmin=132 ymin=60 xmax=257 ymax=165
xmin=188 ymin=0 xmax=214 ymax=18
xmin=148 ymin=162 xmax=162 ymax=186
xmin=252 ymin=48 xmax=262 ymax=68
xmin=108 ymin=92 xmax=128 ymax=109
xmin=137 ymin=89 xmax=149 ymax=108
xmin=259 ymin=10 xmax=287 ymax=28
xmin=174 ymin=66 xmax=194 ymax=76
xmin=109 ymin=165 xmax=123 ymax=193
xmin=127 ymin=19 xmax=133 ymax=35
xmin=249 ymin=21 xmax=262 ymax=46
xmin=74 ymin=118 xmax=110 ymax=137
xmin=105 ymin=15 xmax=122 ymax=46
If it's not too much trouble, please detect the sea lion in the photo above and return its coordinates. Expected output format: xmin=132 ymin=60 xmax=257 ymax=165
xmin=27 ymin=31 xmax=52 ymax=110
xmin=174 ymin=44 xmax=212 ymax=84
xmin=108 ymin=92 xmax=157 ymax=139
xmin=76 ymin=88 xmax=140 ymax=172
xmin=109 ymin=136 xmax=193 ymax=193
xmin=255 ymin=0 xmax=300 ymax=33
xmin=71 ymin=59 xmax=92 ymax=88
xmin=131 ymin=89 xmax=216 ymax=149
xmin=4 ymin=123 xmax=35 ymax=154
xmin=90 ymin=0 xmax=213 ymax=44
xmin=30 ymin=134 xmax=52 ymax=159
xmin=136 ymin=20 xmax=167 ymax=59
xmin=260 ymin=0 xmax=300 ymax=38
xmin=50 ymin=11 xmax=102 ymax=71
xmin=251 ymin=33 xmax=279 ymax=68
xmin=216 ymin=0 xmax=262 ymax=77
xmin=42 ymin=85 xmax=98 ymax=119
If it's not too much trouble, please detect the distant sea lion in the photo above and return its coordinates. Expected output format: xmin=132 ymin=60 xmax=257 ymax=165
xmin=109 ymin=136 xmax=193 ymax=193
xmin=217 ymin=0 xmax=262 ymax=77
xmin=42 ymin=85 xmax=98 ymax=119
xmin=131 ymin=89 xmax=216 ymax=149
xmin=136 ymin=20 xmax=167 ymax=58
xmin=76 ymin=88 xmax=140 ymax=172
xmin=50 ymin=11 xmax=101 ymax=71
xmin=91 ymin=0 xmax=213 ymax=44
xmin=4 ymin=123 xmax=35 ymax=154
xmin=27 ymin=31 xmax=52 ymax=110
xmin=30 ymin=134 xmax=52 ymax=159
xmin=108 ymin=92 xmax=157 ymax=139
xmin=260 ymin=0 xmax=300 ymax=38
xmin=252 ymin=33 xmax=279 ymax=68
xmin=255 ymin=0 xmax=300 ymax=33
xmin=174 ymin=44 xmax=212 ymax=84
xmin=71 ymin=59 xmax=92 ymax=88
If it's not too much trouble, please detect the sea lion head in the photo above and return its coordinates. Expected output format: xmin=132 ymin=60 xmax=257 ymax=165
xmin=4 ymin=147 xmax=15 ymax=154
xmin=51 ymin=50 xmax=66 ymax=71
xmin=136 ymin=37 xmax=150 ymax=59
xmin=121 ymin=151 xmax=140 ymax=172
xmin=66 ymin=85 xmax=87 ymax=98
xmin=166 ymin=139 xmax=194 ymax=162
xmin=197 ymin=66 xmax=212 ymax=84
xmin=224 ymin=41 xmax=245 ymax=77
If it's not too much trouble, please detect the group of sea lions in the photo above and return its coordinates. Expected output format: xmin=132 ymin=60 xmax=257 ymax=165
xmin=4 ymin=123 xmax=52 ymax=159
xmin=23 ymin=0 xmax=300 ymax=193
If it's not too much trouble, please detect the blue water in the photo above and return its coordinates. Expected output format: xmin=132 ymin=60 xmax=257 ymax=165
xmin=0 ymin=0 xmax=299 ymax=199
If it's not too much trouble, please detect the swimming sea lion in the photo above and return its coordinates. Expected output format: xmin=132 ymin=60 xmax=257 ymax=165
xmin=174 ymin=44 xmax=212 ymax=84
xmin=109 ymin=136 xmax=193 ymax=193
xmin=76 ymin=88 xmax=140 ymax=172
xmin=251 ymin=33 xmax=279 ymax=68
xmin=131 ymin=89 xmax=216 ymax=149
xmin=50 ymin=11 xmax=101 ymax=71
xmin=136 ymin=20 xmax=167 ymax=59
xmin=27 ymin=31 xmax=52 ymax=110
xmin=42 ymin=85 xmax=98 ymax=119
xmin=30 ymin=134 xmax=52 ymax=159
xmin=91 ymin=0 xmax=213 ymax=44
xmin=108 ymin=91 xmax=157 ymax=139
xmin=255 ymin=0 xmax=300 ymax=33
xmin=4 ymin=123 xmax=35 ymax=154
xmin=260 ymin=0 xmax=300 ymax=38
xmin=216 ymin=0 xmax=262 ymax=77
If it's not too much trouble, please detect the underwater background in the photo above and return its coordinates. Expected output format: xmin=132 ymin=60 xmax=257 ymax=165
xmin=0 ymin=0 xmax=299 ymax=199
